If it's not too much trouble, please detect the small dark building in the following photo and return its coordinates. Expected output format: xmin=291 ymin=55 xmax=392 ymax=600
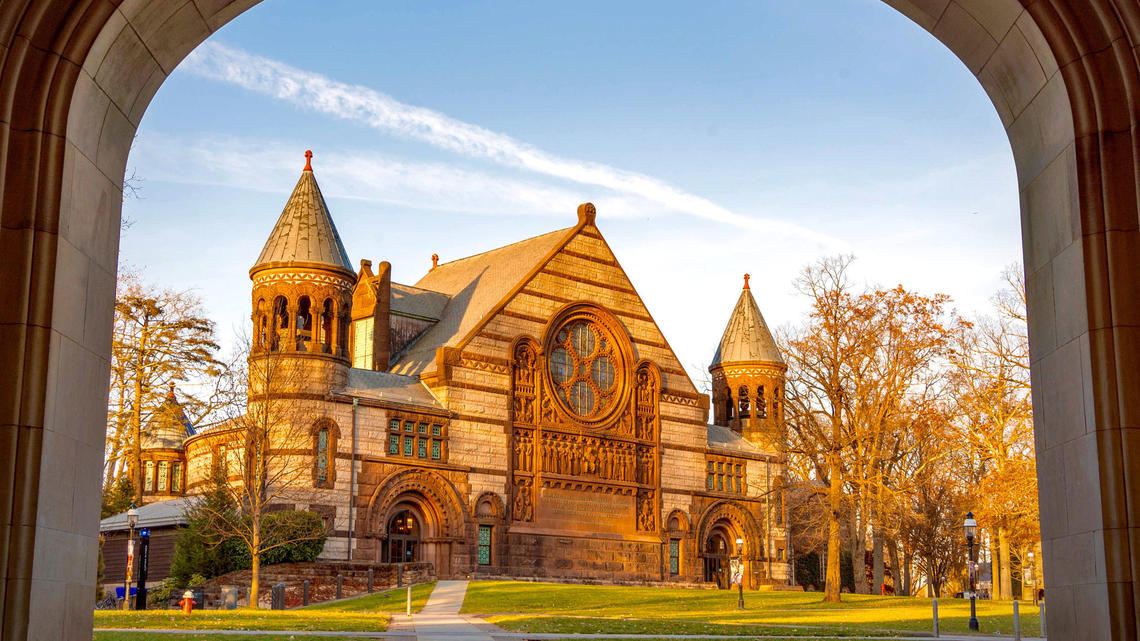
xmin=101 ymin=498 xmax=191 ymax=594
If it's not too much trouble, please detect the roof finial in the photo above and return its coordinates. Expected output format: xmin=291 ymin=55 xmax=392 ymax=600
xmin=167 ymin=380 xmax=176 ymax=399
xmin=304 ymin=149 xmax=313 ymax=171
xmin=431 ymin=253 xmax=439 ymax=270
xmin=577 ymin=202 xmax=596 ymax=225
xmin=743 ymin=273 xmax=751 ymax=290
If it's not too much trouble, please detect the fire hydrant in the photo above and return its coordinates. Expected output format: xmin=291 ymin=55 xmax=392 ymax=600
xmin=180 ymin=590 xmax=194 ymax=614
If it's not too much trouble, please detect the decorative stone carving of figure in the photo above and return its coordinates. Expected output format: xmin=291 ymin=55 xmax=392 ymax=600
xmin=513 ymin=479 xmax=533 ymax=522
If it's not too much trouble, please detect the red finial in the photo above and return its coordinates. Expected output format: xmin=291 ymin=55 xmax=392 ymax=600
xmin=743 ymin=273 xmax=751 ymax=290
xmin=167 ymin=380 xmax=176 ymax=398
xmin=304 ymin=150 xmax=313 ymax=171
xmin=431 ymin=253 xmax=439 ymax=270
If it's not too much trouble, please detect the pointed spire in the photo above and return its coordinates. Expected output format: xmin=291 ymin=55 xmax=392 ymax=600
xmin=710 ymin=284 xmax=784 ymax=367
xmin=251 ymin=151 xmax=353 ymax=276
xmin=141 ymin=383 xmax=196 ymax=449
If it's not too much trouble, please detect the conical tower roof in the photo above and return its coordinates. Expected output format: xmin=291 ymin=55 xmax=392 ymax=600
xmin=711 ymin=274 xmax=785 ymax=368
xmin=141 ymin=383 xmax=196 ymax=450
xmin=251 ymin=150 xmax=353 ymax=276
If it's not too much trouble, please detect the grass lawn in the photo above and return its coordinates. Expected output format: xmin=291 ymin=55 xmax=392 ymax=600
xmin=93 ymin=608 xmax=388 ymax=632
xmin=302 ymin=581 xmax=436 ymax=612
xmin=93 ymin=629 xmax=378 ymax=634
xmin=464 ymin=581 xmax=1042 ymax=637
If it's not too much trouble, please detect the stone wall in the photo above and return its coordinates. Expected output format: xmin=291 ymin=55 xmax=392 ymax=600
xmin=199 ymin=561 xmax=434 ymax=609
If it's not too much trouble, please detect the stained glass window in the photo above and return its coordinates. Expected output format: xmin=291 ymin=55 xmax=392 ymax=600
xmin=403 ymin=436 xmax=413 ymax=456
xmin=431 ymin=440 xmax=441 ymax=460
xmin=389 ymin=434 xmax=400 ymax=455
xmin=418 ymin=438 xmax=427 ymax=458
xmin=316 ymin=428 xmax=329 ymax=482
xmin=157 ymin=461 xmax=168 ymax=492
xmin=418 ymin=423 xmax=428 ymax=435
xmin=669 ymin=539 xmax=680 ymax=575
xmin=404 ymin=421 xmax=414 ymax=433
xmin=389 ymin=419 xmax=401 ymax=431
xmin=547 ymin=319 xmax=621 ymax=417
xmin=431 ymin=425 xmax=442 ymax=436
xmin=477 ymin=525 xmax=492 ymax=565
xmin=171 ymin=461 xmax=182 ymax=492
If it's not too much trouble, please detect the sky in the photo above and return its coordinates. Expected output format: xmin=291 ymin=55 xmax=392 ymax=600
xmin=120 ymin=0 xmax=1022 ymax=387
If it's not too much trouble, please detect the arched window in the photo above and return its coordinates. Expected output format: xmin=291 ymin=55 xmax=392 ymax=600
xmin=255 ymin=299 xmax=267 ymax=349
xmin=738 ymin=386 xmax=751 ymax=419
xmin=296 ymin=296 xmax=312 ymax=351
xmin=321 ymin=299 xmax=334 ymax=354
xmin=312 ymin=420 xmax=338 ymax=487
xmin=272 ymin=296 xmax=289 ymax=351
xmin=723 ymin=390 xmax=734 ymax=421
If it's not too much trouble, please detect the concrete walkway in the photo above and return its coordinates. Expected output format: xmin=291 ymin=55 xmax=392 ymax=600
xmin=405 ymin=580 xmax=495 ymax=641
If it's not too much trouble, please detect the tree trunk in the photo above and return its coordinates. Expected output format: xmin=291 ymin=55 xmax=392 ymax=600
xmin=998 ymin=525 xmax=1012 ymax=600
xmin=872 ymin=526 xmax=884 ymax=595
xmin=902 ymin=549 xmax=912 ymax=597
xmin=250 ymin=521 xmax=260 ymax=608
xmin=824 ymin=454 xmax=843 ymax=602
xmin=886 ymin=536 xmax=903 ymax=596
xmin=852 ymin=499 xmax=868 ymax=594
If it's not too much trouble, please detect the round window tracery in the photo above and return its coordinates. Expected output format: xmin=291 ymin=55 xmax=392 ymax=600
xmin=547 ymin=320 xmax=620 ymax=417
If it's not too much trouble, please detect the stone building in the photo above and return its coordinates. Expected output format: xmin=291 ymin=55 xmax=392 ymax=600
xmin=143 ymin=151 xmax=791 ymax=587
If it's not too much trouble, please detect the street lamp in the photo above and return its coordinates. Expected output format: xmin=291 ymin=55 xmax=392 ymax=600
xmin=963 ymin=512 xmax=979 ymax=632
xmin=124 ymin=504 xmax=138 ymax=610
xmin=735 ymin=538 xmax=745 ymax=610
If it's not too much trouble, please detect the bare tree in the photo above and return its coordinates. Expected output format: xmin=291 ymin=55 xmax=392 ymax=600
xmin=195 ymin=336 xmax=325 ymax=603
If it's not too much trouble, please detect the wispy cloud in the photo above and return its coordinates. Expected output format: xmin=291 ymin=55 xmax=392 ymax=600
xmin=180 ymin=41 xmax=844 ymax=248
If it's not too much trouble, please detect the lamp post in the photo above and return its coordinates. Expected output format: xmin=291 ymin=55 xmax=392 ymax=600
xmin=964 ymin=512 xmax=979 ymax=632
xmin=123 ymin=504 xmax=138 ymax=610
xmin=735 ymin=538 xmax=745 ymax=610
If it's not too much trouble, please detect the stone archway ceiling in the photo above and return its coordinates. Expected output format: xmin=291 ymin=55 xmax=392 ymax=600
xmin=3 ymin=1 xmax=1140 ymax=639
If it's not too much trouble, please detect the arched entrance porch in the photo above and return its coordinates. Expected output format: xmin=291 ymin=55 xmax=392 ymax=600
xmin=697 ymin=501 xmax=763 ymax=590
xmin=3 ymin=1 xmax=1140 ymax=638
xmin=363 ymin=469 xmax=467 ymax=579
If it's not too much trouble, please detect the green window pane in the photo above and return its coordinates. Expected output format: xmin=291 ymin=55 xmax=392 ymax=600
xmin=389 ymin=434 xmax=400 ymax=455
xmin=706 ymin=475 xmax=714 ymax=491
xmin=669 ymin=539 xmax=680 ymax=575
xmin=389 ymin=419 xmax=401 ymax=431
xmin=418 ymin=438 xmax=427 ymax=458
xmin=431 ymin=424 xmax=441 ymax=436
xmin=418 ymin=423 xmax=428 ymax=434
xmin=403 ymin=437 xmax=413 ymax=456
xmin=431 ymin=440 xmax=441 ymax=460
xmin=404 ymin=421 xmax=415 ymax=433
xmin=478 ymin=525 xmax=492 ymax=565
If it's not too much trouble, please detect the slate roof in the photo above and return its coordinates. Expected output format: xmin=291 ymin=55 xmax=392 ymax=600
xmin=706 ymin=424 xmax=768 ymax=456
xmin=140 ymin=384 xmax=195 ymax=450
xmin=388 ymin=226 xmax=575 ymax=376
xmin=710 ymin=286 xmax=784 ymax=367
xmin=343 ymin=368 xmax=446 ymax=411
xmin=100 ymin=497 xmax=194 ymax=532
xmin=390 ymin=282 xmax=451 ymax=320
xmin=252 ymin=164 xmax=353 ymax=275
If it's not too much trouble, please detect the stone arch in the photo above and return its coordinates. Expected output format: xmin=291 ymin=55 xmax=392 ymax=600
xmin=4 ymin=1 xmax=1140 ymax=637
xmin=696 ymin=500 xmax=763 ymax=559
xmin=365 ymin=468 xmax=467 ymax=540
xmin=471 ymin=491 xmax=506 ymax=522
xmin=665 ymin=509 xmax=690 ymax=534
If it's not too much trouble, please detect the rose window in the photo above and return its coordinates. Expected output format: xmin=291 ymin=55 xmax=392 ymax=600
xmin=548 ymin=321 xmax=618 ymax=417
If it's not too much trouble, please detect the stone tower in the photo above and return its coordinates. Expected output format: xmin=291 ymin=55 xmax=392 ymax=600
xmin=249 ymin=150 xmax=355 ymax=394
xmin=709 ymin=274 xmax=786 ymax=451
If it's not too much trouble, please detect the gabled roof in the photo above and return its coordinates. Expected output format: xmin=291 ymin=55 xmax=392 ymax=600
xmin=141 ymin=384 xmax=195 ymax=450
xmin=391 ymin=282 xmax=451 ymax=321
xmin=101 ymin=497 xmax=193 ymax=532
xmin=706 ymin=424 xmax=769 ymax=456
xmin=343 ymin=369 xmax=446 ymax=411
xmin=388 ymin=226 xmax=575 ymax=375
xmin=710 ymin=279 xmax=784 ymax=368
xmin=251 ymin=154 xmax=353 ymax=276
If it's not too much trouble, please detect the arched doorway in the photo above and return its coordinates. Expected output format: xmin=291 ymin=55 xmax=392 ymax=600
xmin=703 ymin=525 xmax=733 ymax=588
xmin=383 ymin=508 xmax=421 ymax=564
xmin=4 ymin=2 xmax=1140 ymax=639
